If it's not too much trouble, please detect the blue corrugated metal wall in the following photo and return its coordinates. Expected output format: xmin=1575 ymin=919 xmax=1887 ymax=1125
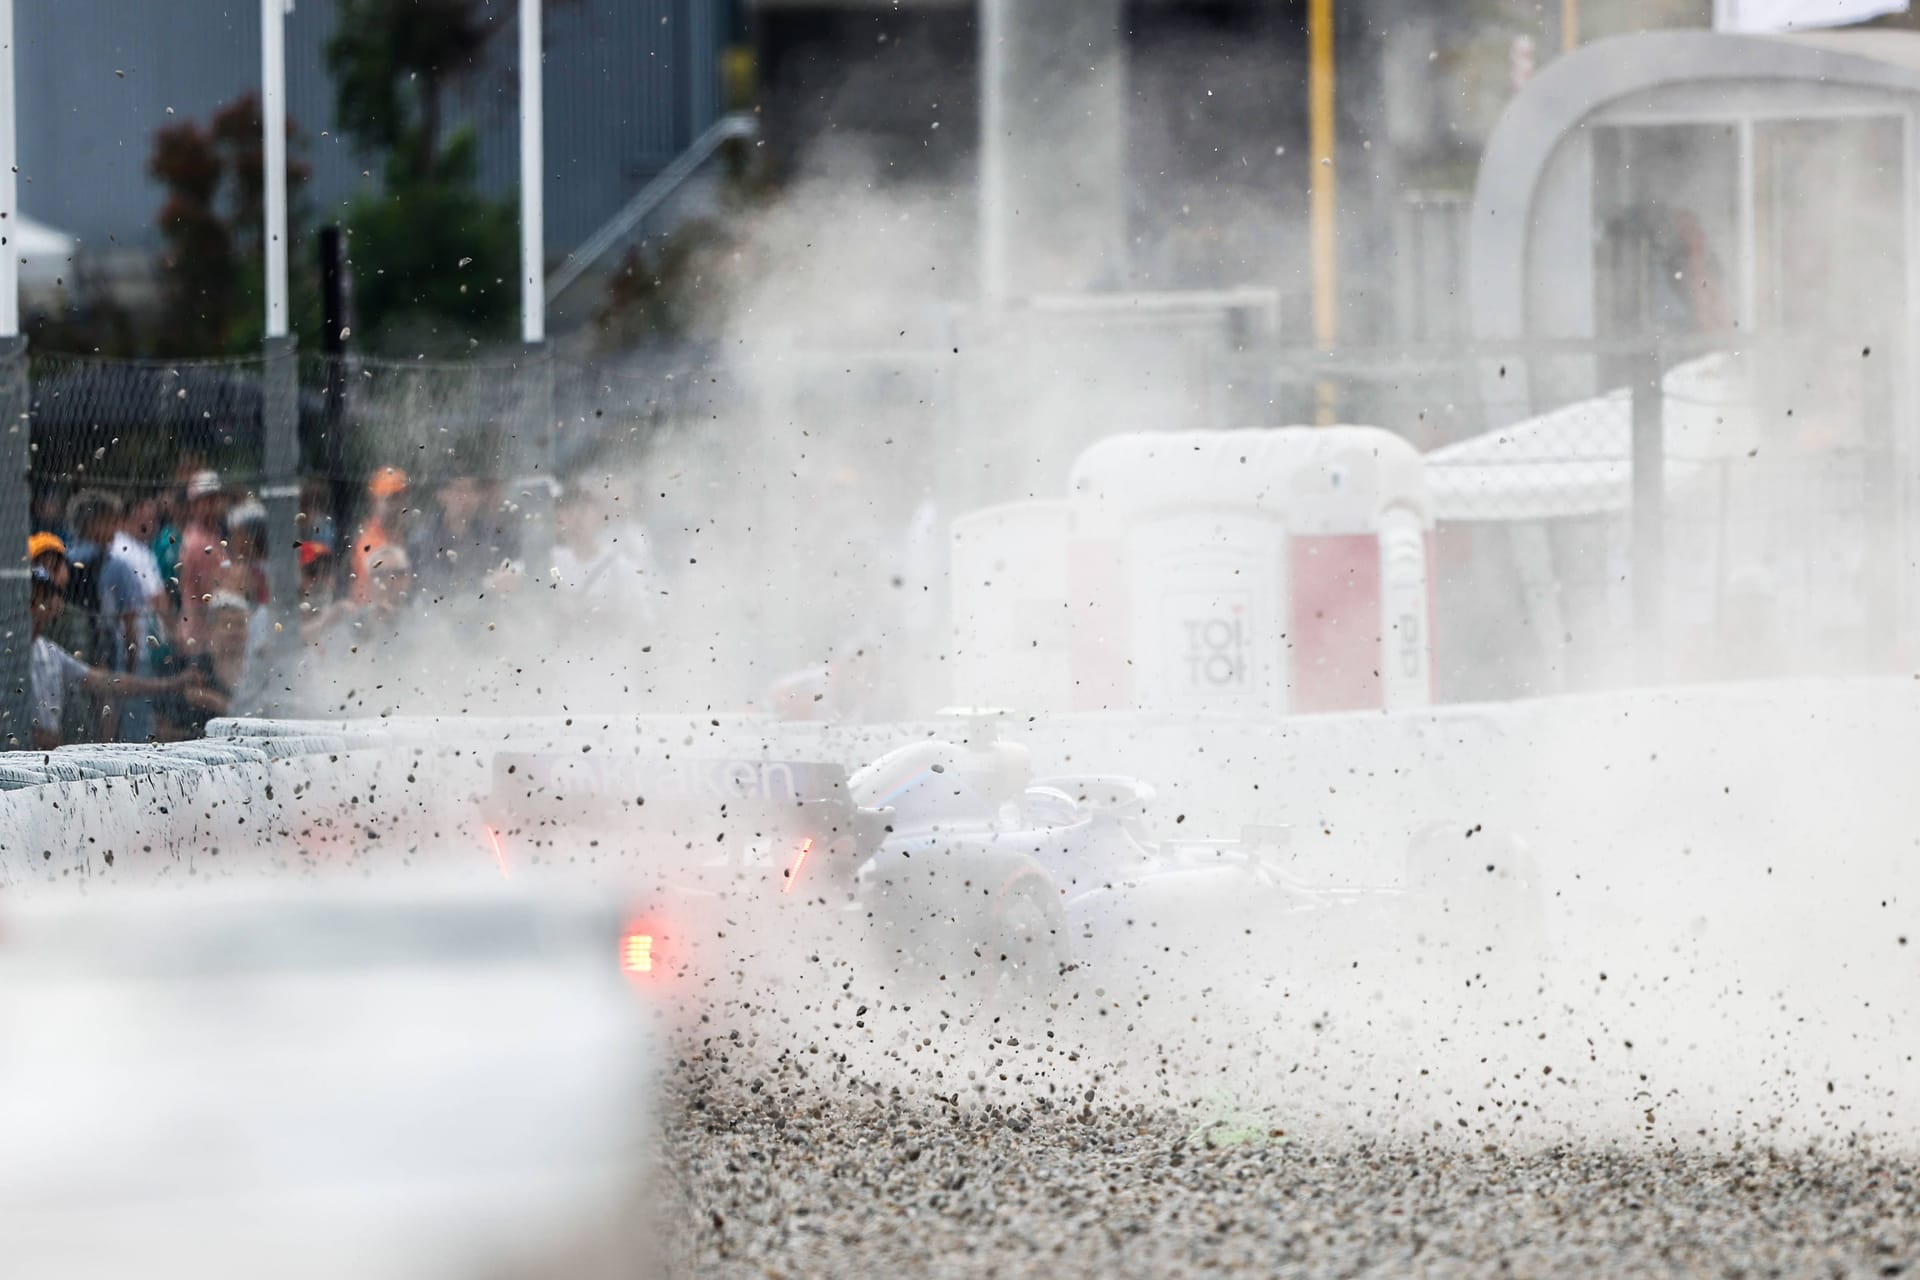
xmin=16 ymin=0 xmax=731 ymax=255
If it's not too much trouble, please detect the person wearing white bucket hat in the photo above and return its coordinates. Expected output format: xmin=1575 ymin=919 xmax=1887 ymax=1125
xmin=186 ymin=469 xmax=222 ymax=501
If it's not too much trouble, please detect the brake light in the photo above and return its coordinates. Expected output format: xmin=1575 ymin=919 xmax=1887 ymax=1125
xmin=621 ymin=931 xmax=654 ymax=975
xmin=782 ymin=837 xmax=815 ymax=894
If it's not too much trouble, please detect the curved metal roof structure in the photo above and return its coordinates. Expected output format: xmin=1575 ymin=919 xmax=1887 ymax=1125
xmin=1471 ymin=29 xmax=1920 ymax=344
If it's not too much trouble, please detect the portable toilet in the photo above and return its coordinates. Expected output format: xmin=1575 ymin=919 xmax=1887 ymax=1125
xmin=949 ymin=499 xmax=1073 ymax=710
xmin=1062 ymin=427 xmax=1433 ymax=714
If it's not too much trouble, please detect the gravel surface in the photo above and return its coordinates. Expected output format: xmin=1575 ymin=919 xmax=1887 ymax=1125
xmin=656 ymin=1043 xmax=1920 ymax=1279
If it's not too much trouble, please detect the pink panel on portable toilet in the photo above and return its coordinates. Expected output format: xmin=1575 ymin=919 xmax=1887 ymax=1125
xmin=1288 ymin=533 xmax=1382 ymax=713
xmin=1066 ymin=537 xmax=1131 ymax=710
xmin=1278 ymin=430 xmax=1431 ymax=712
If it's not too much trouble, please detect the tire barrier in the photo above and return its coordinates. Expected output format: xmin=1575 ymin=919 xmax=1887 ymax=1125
xmin=15 ymin=676 xmax=1920 ymax=945
xmin=0 ymin=727 xmax=480 ymax=888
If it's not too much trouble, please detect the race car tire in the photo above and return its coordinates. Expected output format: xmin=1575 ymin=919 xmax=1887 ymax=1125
xmin=859 ymin=846 xmax=1066 ymax=1012
xmin=978 ymin=873 xmax=1068 ymax=1013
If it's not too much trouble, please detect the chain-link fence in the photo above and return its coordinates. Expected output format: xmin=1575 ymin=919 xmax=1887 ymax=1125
xmin=3 ymin=345 xmax=671 ymax=747
xmin=5 ymin=323 xmax=1912 ymax=744
xmin=731 ymin=325 xmax=1914 ymax=704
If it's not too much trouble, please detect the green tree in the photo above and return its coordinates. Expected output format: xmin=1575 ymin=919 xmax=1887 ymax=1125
xmin=149 ymin=93 xmax=317 ymax=355
xmin=326 ymin=0 xmax=518 ymax=350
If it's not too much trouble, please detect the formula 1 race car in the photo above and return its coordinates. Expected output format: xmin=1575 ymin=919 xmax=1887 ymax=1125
xmin=474 ymin=728 xmax=1544 ymax=1018
xmin=475 ymin=741 xmax=876 ymax=1007
xmin=844 ymin=737 xmax=1545 ymax=1009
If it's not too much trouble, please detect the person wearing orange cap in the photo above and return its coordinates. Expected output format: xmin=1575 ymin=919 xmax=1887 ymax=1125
xmin=296 ymin=541 xmax=347 ymax=642
xmin=350 ymin=466 xmax=411 ymax=604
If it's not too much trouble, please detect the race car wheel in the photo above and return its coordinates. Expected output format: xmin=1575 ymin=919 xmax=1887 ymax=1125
xmin=978 ymin=878 xmax=1066 ymax=1013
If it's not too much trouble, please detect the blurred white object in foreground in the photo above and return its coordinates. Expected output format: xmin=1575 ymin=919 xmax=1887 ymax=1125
xmin=1714 ymin=0 xmax=1908 ymax=33
xmin=0 ymin=876 xmax=657 ymax=1280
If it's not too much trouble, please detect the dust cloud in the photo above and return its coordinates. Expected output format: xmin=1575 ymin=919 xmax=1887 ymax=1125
xmin=243 ymin=34 xmax=1920 ymax=1159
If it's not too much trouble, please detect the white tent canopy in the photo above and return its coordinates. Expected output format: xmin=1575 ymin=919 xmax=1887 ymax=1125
xmin=1424 ymin=353 xmax=1757 ymax=523
xmin=13 ymin=214 xmax=76 ymax=288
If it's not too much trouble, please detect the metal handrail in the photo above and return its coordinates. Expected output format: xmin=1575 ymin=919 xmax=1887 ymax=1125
xmin=543 ymin=112 xmax=759 ymax=306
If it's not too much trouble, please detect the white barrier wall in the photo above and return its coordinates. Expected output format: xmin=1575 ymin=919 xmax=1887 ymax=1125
xmin=12 ymin=677 xmax=1916 ymax=967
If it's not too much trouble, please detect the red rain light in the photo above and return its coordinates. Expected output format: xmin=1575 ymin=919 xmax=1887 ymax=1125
xmin=621 ymin=931 xmax=654 ymax=975
xmin=484 ymin=825 xmax=510 ymax=879
xmin=782 ymin=837 xmax=815 ymax=894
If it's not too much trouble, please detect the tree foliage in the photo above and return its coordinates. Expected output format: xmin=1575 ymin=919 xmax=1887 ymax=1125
xmin=343 ymin=133 xmax=519 ymax=352
xmin=327 ymin=0 xmax=497 ymax=184
xmin=326 ymin=0 xmax=517 ymax=349
xmin=149 ymin=93 xmax=316 ymax=355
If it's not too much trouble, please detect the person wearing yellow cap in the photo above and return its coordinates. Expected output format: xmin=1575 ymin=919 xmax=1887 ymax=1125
xmin=29 ymin=567 xmax=191 ymax=750
xmin=351 ymin=466 xmax=410 ymax=605
xmin=27 ymin=532 xmax=66 ymax=584
xmin=26 ymin=532 xmax=91 ymax=675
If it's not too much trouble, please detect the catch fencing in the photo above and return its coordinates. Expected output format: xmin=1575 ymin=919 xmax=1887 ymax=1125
xmin=3 ymin=321 xmax=1909 ymax=743
xmin=743 ymin=325 xmax=1914 ymax=702
xmin=1 ymin=344 xmax=716 ymax=747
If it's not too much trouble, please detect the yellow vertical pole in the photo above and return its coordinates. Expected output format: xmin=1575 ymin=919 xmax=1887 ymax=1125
xmin=1562 ymin=0 xmax=1578 ymax=54
xmin=1309 ymin=0 xmax=1337 ymax=424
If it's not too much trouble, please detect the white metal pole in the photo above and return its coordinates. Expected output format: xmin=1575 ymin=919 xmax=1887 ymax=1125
xmin=262 ymin=0 xmax=289 ymax=339
xmin=0 ymin=0 xmax=22 ymax=747
xmin=0 ymin=0 xmax=19 ymax=339
xmin=520 ymin=0 xmax=544 ymax=344
xmin=977 ymin=0 xmax=1005 ymax=308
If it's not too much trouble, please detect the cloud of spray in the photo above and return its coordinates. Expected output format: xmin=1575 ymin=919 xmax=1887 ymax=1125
xmin=244 ymin=25 xmax=1920 ymax=1159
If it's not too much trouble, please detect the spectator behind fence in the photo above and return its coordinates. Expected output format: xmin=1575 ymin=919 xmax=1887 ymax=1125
xmin=175 ymin=469 xmax=230 ymax=652
xmin=29 ymin=532 xmax=67 ymax=589
xmin=30 ymin=567 xmax=188 ymax=750
xmin=98 ymin=496 xmax=174 ymax=742
xmin=150 ymin=468 xmax=193 ymax=604
xmin=409 ymin=446 xmax=520 ymax=604
xmin=299 ymin=475 xmax=337 ymax=556
xmin=224 ymin=497 xmax=272 ymax=607
xmin=126 ymin=494 xmax=181 ymax=672
xmin=295 ymin=537 xmax=334 ymax=606
xmin=351 ymin=467 xmax=410 ymax=604
xmin=220 ymin=499 xmax=277 ymax=697
xmin=297 ymin=540 xmax=338 ymax=637
xmin=154 ymin=591 xmax=254 ymax=740
xmin=64 ymin=490 xmax=123 ymax=737
xmin=542 ymin=480 xmax=660 ymax=631
xmin=31 ymin=486 xmax=69 ymax=547
xmin=27 ymin=533 xmax=87 ymax=671
xmin=313 ymin=543 xmax=414 ymax=675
